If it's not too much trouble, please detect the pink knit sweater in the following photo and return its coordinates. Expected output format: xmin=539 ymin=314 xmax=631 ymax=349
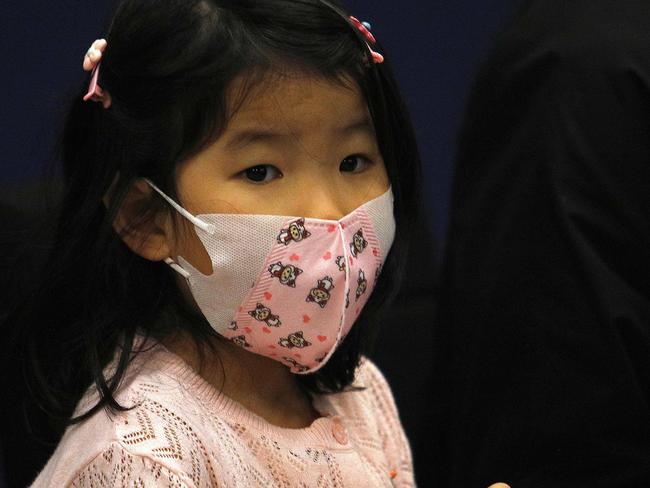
xmin=29 ymin=335 xmax=416 ymax=487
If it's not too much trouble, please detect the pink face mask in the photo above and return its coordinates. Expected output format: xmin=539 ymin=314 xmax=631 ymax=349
xmin=145 ymin=179 xmax=396 ymax=374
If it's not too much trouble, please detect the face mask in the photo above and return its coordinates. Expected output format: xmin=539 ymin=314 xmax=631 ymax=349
xmin=144 ymin=179 xmax=396 ymax=374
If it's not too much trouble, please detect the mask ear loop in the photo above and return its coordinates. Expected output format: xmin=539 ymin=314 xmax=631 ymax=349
xmin=143 ymin=178 xmax=216 ymax=235
xmin=143 ymin=178 xmax=216 ymax=279
xmin=164 ymin=257 xmax=191 ymax=279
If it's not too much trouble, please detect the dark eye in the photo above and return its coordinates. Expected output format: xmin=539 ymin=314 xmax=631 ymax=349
xmin=339 ymin=155 xmax=371 ymax=173
xmin=242 ymin=164 xmax=282 ymax=183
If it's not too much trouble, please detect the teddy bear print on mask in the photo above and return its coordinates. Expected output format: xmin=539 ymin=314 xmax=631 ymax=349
xmin=356 ymin=269 xmax=368 ymax=302
xmin=345 ymin=289 xmax=350 ymax=309
xmin=335 ymin=255 xmax=346 ymax=272
xmin=268 ymin=262 xmax=303 ymax=288
xmin=231 ymin=335 xmax=251 ymax=348
xmin=248 ymin=303 xmax=282 ymax=327
xmin=306 ymin=276 xmax=335 ymax=308
xmin=228 ymin=320 xmax=238 ymax=331
xmin=350 ymin=228 xmax=368 ymax=258
xmin=282 ymin=356 xmax=309 ymax=372
xmin=277 ymin=218 xmax=311 ymax=245
xmin=278 ymin=331 xmax=312 ymax=349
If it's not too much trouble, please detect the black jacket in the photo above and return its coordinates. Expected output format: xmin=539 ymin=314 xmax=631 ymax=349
xmin=433 ymin=1 xmax=650 ymax=486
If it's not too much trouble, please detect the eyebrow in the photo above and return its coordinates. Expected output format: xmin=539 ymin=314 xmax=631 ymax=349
xmin=223 ymin=116 xmax=374 ymax=151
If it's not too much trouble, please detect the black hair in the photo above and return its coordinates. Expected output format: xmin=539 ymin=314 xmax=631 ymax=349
xmin=6 ymin=0 xmax=423 ymax=439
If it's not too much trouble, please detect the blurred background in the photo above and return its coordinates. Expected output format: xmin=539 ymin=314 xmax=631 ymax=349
xmin=0 ymin=0 xmax=522 ymax=486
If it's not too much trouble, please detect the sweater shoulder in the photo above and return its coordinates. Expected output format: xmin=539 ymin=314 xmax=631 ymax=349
xmin=321 ymin=355 xmax=407 ymax=444
xmin=99 ymin=369 xmax=222 ymax=486
xmin=63 ymin=441 xmax=197 ymax=488
xmin=30 ymin=360 xmax=219 ymax=487
xmin=348 ymin=356 xmax=415 ymax=483
xmin=354 ymin=355 xmax=403 ymax=423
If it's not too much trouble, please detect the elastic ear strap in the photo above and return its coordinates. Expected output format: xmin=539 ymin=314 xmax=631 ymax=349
xmin=164 ymin=257 xmax=191 ymax=279
xmin=143 ymin=178 xmax=215 ymax=234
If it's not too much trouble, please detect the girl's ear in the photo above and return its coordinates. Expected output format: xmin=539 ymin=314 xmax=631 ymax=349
xmin=107 ymin=177 xmax=173 ymax=261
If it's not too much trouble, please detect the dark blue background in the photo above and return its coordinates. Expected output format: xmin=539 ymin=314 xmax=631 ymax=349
xmin=0 ymin=0 xmax=517 ymax=248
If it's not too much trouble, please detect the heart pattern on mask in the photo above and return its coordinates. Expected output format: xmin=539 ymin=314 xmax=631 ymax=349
xmin=225 ymin=205 xmax=386 ymax=374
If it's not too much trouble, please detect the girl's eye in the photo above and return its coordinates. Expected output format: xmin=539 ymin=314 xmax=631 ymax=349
xmin=242 ymin=164 xmax=282 ymax=183
xmin=339 ymin=155 xmax=371 ymax=173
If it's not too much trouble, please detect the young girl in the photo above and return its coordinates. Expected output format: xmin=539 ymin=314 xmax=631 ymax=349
xmin=17 ymin=0 xmax=423 ymax=486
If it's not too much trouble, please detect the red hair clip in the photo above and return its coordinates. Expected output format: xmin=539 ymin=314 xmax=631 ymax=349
xmin=349 ymin=16 xmax=384 ymax=64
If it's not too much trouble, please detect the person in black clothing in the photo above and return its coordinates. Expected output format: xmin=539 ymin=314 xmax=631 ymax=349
xmin=430 ymin=0 xmax=650 ymax=487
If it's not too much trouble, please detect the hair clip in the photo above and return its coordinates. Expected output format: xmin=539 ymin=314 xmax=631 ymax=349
xmin=82 ymin=38 xmax=112 ymax=109
xmin=349 ymin=16 xmax=384 ymax=64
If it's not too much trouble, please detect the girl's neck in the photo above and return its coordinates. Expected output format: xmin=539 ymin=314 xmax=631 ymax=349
xmin=160 ymin=330 xmax=324 ymax=429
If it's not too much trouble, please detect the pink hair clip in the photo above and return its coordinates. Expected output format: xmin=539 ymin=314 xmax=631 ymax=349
xmin=349 ymin=16 xmax=384 ymax=64
xmin=82 ymin=38 xmax=112 ymax=109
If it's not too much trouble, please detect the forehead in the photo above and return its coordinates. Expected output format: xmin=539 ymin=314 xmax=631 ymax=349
xmin=225 ymin=71 xmax=370 ymax=134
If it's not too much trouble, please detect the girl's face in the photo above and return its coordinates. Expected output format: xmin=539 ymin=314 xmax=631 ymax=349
xmin=171 ymin=72 xmax=390 ymax=275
